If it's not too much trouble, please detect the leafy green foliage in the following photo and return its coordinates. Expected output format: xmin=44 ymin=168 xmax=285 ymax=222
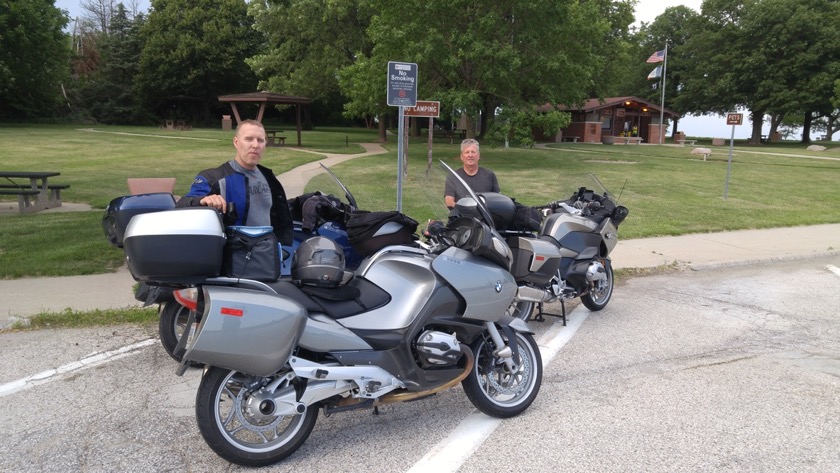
xmin=680 ymin=0 xmax=840 ymax=142
xmin=344 ymin=0 xmax=613 ymax=135
xmin=0 ymin=0 xmax=71 ymax=119
xmin=73 ymin=5 xmax=147 ymax=124
xmin=485 ymin=109 xmax=571 ymax=148
xmin=137 ymin=0 xmax=261 ymax=123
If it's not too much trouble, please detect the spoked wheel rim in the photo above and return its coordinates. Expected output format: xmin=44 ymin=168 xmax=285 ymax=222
xmin=214 ymin=371 xmax=309 ymax=453
xmin=473 ymin=332 xmax=539 ymax=407
xmin=581 ymin=260 xmax=613 ymax=310
xmin=172 ymin=305 xmax=194 ymax=343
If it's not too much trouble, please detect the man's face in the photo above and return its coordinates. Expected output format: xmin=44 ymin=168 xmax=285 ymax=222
xmin=233 ymin=124 xmax=267 ymax=170
xmin=460 ymin=144 xmax=480 ymax=167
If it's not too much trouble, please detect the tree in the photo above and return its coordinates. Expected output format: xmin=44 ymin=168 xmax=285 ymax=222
xmin=626 ymin=6 xmax=700 ymax=136
xmin=343 ymin=0 xmax=612 ymax=140
xmin=136 ymin=0 xmax=261 ymax=125
xmin=0 ymin=0 xmax=71 ymax=119
xmin=680 ymin=0 xmax=840 ymax=144
xmin=248 ymin=0 xmax=373 ymax=118
xmin=75 ymin=4 xmax=147 ymax=124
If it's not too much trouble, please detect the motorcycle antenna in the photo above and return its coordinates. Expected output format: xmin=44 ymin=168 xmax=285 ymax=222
xmin=615 ymin=178 xmax=628 ymax=205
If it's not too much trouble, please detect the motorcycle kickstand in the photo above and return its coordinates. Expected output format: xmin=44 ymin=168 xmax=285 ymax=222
xmin=535 ymin=300 xmax=567 ymax=326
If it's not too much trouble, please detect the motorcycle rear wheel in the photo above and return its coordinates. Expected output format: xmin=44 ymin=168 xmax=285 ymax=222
xmin=580 ymin=260 xmax=613 ymax=311
xmin=158 ymin=302 xmax=197 ymax=362
xmin=508 ymin=300 xmax=535 ymax=321
xmin=462 ymin=330 xmax=542 ymax=418
xmin=195 ymin=367 xmax=318 ymax=467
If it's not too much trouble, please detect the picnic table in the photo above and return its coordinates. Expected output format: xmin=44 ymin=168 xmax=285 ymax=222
xmin=677 ymin=139 xmax=697 ymax=146
xmin=0 ymin=171 xmax=67 ymax=213
xmin=265 ymin=129 xmax=286 ymax=146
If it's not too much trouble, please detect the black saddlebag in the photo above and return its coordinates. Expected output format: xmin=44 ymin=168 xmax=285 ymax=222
xmin=222 ymin=226 xmax=281 ymax=282
xmin=346 ymin=210 xmax=418 ymax=256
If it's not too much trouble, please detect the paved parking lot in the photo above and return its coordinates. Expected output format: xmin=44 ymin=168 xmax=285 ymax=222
xmin=2 ymin=257 xmax=840 ymax=472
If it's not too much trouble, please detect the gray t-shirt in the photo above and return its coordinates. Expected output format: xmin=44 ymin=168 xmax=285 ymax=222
xmin=444 ymin=167 xmax=500 ymax=203
xmin=230 ymin=160 xmax=271 ymax=227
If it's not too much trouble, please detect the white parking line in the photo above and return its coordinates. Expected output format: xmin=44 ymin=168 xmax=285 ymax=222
xmin=407 ymin=309 xmax=590 ymax=473
xmin=0 ymin=338 xmax=156 ymax=397
xmin=828 ymin=265 xmax=840 ymax=277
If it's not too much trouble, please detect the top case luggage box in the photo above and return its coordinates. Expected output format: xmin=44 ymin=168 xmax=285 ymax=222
xmin=102 ymin=193 xmax=176 ymax=247
xmin=123 ymin=208 xmax=225 ymax=284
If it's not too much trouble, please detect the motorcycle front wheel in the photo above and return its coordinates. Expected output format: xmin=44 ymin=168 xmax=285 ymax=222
xmin=158 ymin=301 xmax=197 ymax=362
xmin=580 ymin=259 xmax=614 ymax=311
xmin=195 ymin=367 xmax=318 ymax=467
xmin=462 ymin=330 xmax=542 ymax=418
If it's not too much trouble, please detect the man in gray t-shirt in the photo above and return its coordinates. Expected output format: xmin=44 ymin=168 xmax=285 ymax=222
xmin=177 ymin=120 xmax=293 ymax=245
xmin=444 ymin=139 xmax=499 ymax=208
xmin=230 ymin=160 xmax=271 ymax=226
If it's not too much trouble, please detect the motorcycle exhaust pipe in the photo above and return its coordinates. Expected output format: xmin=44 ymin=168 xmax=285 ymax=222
xmin=516 ymin=285 xmax=551 ymax=303
xmin=376 ymin=344 xmax=475 ymax=404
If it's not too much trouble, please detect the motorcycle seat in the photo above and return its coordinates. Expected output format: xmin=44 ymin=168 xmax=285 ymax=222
xmin=266 ymin=278 xmax=390 ymax=320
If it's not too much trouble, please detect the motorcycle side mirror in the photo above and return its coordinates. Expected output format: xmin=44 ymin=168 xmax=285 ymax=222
xmin=611 ymin=206 xmax=629 ymax=225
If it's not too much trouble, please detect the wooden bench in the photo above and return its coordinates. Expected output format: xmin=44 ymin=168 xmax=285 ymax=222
xmin=604 ymin=136 xmax=643 ymax=145
xmin=677 ymin=139 xmax=697 ymax=146
xmin=562 ymin=136 xmax=580 ymax=142
xmin=0 ymin=189 xmax=42 ymax=213
xmin=0 ymin=184 xmax=70 ymax=207
xmin=46 ymin=184 xmax=69 ymax=203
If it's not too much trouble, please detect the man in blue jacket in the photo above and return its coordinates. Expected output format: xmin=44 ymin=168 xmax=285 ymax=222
xmin=177 ymin=119 xmax=293 ymax=245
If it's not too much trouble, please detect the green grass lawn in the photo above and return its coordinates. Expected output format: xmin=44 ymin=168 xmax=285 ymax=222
xmin=1 ymin=124 xmax=838 ymax=279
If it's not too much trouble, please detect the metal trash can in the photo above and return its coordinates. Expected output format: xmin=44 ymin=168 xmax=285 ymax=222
xmin=222 ymin=115 xmax=232 ymax=131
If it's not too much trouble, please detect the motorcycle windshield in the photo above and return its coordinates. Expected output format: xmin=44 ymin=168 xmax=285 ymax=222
xmin=553 ymin=173 xmax=625 ymax=207
xmin=318 ymin=163 xmax=358 ymax=209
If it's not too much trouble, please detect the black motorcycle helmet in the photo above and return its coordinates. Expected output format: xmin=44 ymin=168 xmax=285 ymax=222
xmin=292 ymin=236 xmax=346 ymax=287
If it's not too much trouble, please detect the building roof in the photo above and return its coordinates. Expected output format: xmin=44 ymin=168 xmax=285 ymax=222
xmin=217 ymin=92 xmax=312 ymax=105
xmin=540 ymin=96 xmax=679 ymax=118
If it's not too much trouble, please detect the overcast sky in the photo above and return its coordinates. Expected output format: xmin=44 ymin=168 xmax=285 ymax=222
xmin=54 ymin=0 xmax=767 ymax=138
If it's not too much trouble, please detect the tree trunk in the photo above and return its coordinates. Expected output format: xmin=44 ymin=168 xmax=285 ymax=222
xmin=749 ymin=109 xmax=764 ymax=144
xmin=479 ymin=96 xmax=498 ymax=140
xmin=377 ymin=114 xmax=387 ymax=143
xmin=801 ymin=111 xmax=813 ymax=144
xmin=768 ymin=114 xmax=782 ymax=141
xmin=672 ymin=118 xmax=680 ymax=136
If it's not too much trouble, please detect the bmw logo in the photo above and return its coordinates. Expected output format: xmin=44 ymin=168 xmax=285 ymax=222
xmin=494 ymin=281 xmax=502 ymax=293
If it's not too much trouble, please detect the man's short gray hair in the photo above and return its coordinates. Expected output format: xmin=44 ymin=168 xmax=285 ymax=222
xmin=460 ymin=138 xmax=479 ymax=153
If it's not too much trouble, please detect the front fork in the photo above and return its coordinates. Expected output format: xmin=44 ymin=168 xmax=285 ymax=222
xmin=484 ymin=318 xmax=532 ymax=371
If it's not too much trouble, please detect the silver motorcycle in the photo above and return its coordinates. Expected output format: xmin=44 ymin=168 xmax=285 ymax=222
xmin=117 ymin=161 xmax=542 ymax=467
xmin=452 ymin=175 xmax=629 ymax=322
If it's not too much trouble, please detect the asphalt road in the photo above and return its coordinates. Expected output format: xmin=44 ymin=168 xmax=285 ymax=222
xmin=2 ymin=257 xmax=839 ymax=472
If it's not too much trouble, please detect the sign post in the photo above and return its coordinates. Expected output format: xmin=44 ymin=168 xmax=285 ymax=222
xmin=724 ymin=113 xmax=743 ymax=199
xmin=404 ymin=101 xmax=440 ymax=172
xmin=387 ymin=62 xmax=418 ymax=212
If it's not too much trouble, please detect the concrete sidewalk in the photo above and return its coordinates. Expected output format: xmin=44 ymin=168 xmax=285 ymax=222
xmin=2 ymin=223 xmax=838 ymax=328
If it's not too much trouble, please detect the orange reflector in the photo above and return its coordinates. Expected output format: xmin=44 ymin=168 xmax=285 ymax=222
xmin=535 ymin=256 xmax=545 ymax=261
xmin=220 ymin=307 xmax=243 ymax=317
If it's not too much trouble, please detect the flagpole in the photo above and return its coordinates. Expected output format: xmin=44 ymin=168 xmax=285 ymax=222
xmin=658 ymin=43 xmax=668 ymax=144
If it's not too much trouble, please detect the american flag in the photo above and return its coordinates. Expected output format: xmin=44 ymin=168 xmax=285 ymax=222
xmin=646 ymin=49 xmax=665 ymax=63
